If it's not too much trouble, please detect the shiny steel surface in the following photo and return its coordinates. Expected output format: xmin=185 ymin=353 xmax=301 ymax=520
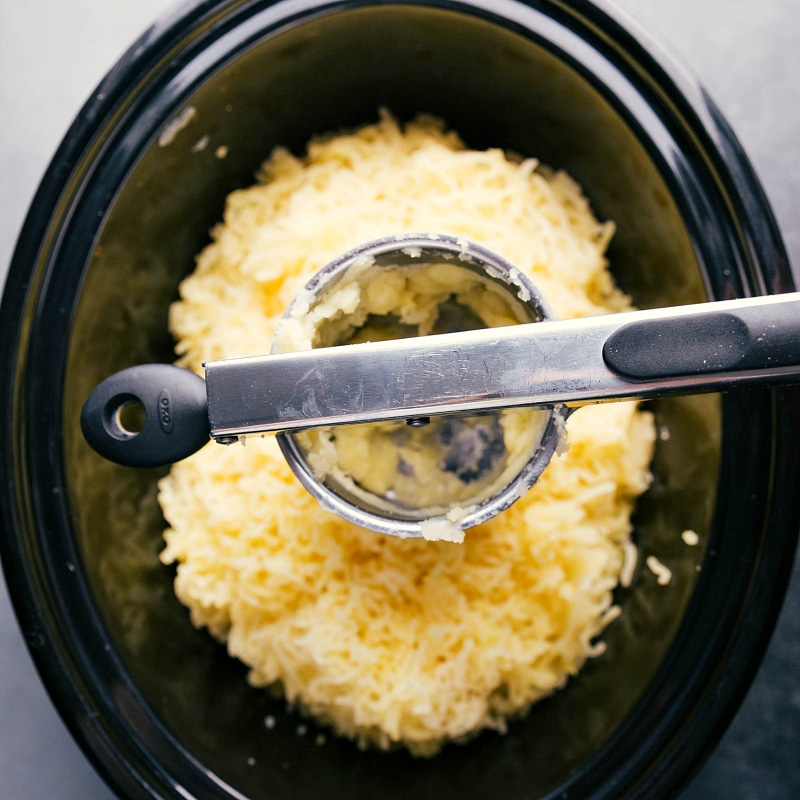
xmin=264 ymin=233 xmax=564 ymax=537
xmin=205 ymin=293 xmax=800 ymax=440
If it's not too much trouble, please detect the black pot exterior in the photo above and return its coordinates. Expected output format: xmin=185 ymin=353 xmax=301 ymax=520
xmin=2 ymin=2 xmax=798 ymax=799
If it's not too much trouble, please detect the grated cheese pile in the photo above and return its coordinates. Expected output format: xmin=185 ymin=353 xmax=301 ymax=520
xmin=158 ymin=112 xmax=656 ymax=757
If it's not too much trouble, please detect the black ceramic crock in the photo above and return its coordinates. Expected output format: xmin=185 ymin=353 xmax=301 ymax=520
xmin=2 ymin=1 xmax=799 ymax=799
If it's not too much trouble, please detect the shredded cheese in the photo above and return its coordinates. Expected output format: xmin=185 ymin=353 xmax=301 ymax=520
xmin=158 ymin=112 xmax=656 ymax=756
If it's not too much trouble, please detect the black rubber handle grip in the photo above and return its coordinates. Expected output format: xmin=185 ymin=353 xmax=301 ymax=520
xmin=603 ymin=302 xmax=800 ymax=380
xmin=80 ymin=364 xmax=210 ymax=468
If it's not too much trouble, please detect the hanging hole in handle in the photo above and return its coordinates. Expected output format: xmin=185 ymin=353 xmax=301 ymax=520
xmin=82 ymin=363 xmax=209 ymax=468
xmin=104 ymin=394 xmax=147 ymax=439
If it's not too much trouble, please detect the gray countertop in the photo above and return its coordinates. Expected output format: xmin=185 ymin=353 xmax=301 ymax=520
xmin=1 ymin=1 xmax=798 ymax=798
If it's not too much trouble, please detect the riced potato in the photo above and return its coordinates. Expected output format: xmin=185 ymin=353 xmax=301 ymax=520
xmin=158 ymin=112 xmax=656 ymax=756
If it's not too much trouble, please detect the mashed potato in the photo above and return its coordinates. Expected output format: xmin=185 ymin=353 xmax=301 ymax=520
xmin=158 ymin=112 xmax=656 ymax=756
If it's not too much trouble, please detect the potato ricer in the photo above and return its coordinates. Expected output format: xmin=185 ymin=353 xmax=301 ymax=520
xmin=81 ymin=235 xmax=800 ymax=538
